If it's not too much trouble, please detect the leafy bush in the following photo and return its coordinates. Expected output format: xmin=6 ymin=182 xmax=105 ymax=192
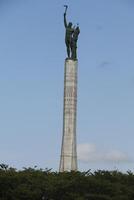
xmin=0 ymin=164 xmax=134 ymax=200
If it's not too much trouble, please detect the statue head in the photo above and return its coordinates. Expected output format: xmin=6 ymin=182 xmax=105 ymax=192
xmin=68 ymin=22 xmax=72 ymax=28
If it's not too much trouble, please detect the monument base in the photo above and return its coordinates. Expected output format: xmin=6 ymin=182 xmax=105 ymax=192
xmin=59 ymin=59 xmax=78 ymax=172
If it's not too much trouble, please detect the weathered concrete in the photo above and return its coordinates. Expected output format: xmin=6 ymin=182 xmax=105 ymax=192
xmin=59 ymin=59 xmax=78 ymax=172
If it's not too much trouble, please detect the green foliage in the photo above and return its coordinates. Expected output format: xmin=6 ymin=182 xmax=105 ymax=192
xmin=0 ymin=164 xmax=134 ymax=199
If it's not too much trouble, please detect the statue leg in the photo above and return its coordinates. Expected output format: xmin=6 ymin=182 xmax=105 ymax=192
xmin=66 ymin=40 xmax=70 ymax=58
xmin=71 ymin=43 xmax=74 ymax=60
xmin=74 ymin=47 xmax=77 ymax=60
xmin=67 ymin=46 xmax=70 ymax=58
xmin=71 ymin=45 xmax=76 ymax=60
xmin=71 ymin=47 xmax=74 ymax=60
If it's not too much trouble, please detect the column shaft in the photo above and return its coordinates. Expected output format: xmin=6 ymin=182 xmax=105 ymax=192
xmin=60 ymin=59 xmax=78 ymax=172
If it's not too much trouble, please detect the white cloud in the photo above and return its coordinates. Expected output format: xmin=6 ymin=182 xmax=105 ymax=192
xmin=78 ymin=143 xmax=130 ymax=163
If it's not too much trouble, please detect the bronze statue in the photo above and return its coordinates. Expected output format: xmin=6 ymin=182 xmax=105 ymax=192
xmin=71 ymin=25 xmax=80 ymax=60
xmin=63 ymin=6 xmax=80 ymax=60
xmin=64 ymin=5 xmax=74 ymax=58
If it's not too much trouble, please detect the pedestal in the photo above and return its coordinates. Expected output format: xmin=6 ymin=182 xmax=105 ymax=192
xmin=59 ymin=59 xmax=78 ymax=172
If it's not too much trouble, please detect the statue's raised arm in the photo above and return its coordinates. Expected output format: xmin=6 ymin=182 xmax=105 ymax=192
xmin=64 ymin=5 xmax=68 ymax=28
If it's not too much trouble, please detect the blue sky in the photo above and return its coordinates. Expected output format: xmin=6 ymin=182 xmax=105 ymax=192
xmin=0 ymin=0 xmax=134 ymax=171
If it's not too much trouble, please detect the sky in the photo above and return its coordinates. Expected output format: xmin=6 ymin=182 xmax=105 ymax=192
xmin=0 ymin=0 xmax=134 ymax=172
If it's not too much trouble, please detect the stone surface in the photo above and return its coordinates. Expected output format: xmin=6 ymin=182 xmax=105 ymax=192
xmin=59 ymin=59 xmax=78 ymax=172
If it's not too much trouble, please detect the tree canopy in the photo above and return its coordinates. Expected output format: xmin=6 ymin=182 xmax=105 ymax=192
xmin=0 ymin=164 xmax=134 ymax=200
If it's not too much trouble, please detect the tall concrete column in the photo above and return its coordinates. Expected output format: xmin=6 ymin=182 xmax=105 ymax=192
xmin=59 ymin=59 xmax=78 ymax=172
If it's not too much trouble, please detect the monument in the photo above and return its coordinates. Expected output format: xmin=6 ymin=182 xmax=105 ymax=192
xmin=59 ymin=6 xmax=80 ymax=172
